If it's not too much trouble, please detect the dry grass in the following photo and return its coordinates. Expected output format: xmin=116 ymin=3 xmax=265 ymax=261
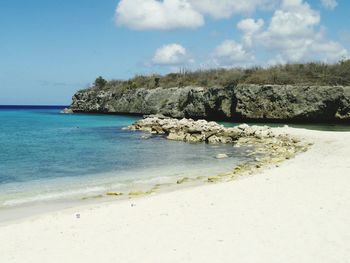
xmin=89 ymin=60 xmax=350 ymax=92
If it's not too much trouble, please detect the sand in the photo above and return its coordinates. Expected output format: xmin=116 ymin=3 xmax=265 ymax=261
xmin=0 ymin=127 xmax=349 ymax=263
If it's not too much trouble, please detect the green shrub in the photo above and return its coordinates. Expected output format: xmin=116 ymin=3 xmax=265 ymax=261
xmin=94 ymin=76 xmax=107 ymax=88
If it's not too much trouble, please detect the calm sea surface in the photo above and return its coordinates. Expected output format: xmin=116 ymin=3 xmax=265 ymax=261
xmin=0 ymin=106 xmax=253 ymax=209
xmin=1 ymin=106 xmax=348 ymax=211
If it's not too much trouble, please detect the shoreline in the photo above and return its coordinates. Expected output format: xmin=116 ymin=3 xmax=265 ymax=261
xmin=0 ymin=144 xmax=256 ymax=223
xmin=1 ymin=127 xmax=350 ymax=262
xmin=0 ymin=124 xmax=313 ymax=220
xmin=0 ymin=118 xmax=308 ymax=223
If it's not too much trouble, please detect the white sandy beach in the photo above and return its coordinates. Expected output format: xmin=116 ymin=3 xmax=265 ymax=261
xmin=0 ymin=127 xmax=349 ymax=263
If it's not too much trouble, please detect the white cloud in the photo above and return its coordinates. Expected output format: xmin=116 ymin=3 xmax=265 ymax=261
xmin=188 ymin=0 xmax=253 ymax=19
xmin=311 ymin=40 xmax=347 ymax=61
xmin=266 ymin=55 xmax=287 ymax=66
xmin=238 ymin=18 xmax=265 ymax=33
xmin=152 ymin=44 xmax=192 ymax=65
xmin=321 ymin=0 xmax=338 ymax=10
xmin=115 ymin=0 xmax=204 ymax=30
xmin=237 ymin=18 xmax=264 ymax=48
xmin=267 ymin=0 xmax=320 ymax=39
xmin=115 ymin=0 xmax=279 ymax=30
xmin=237 ymin=0 xmax=347 ymax=63
xmin=116 ymin=0 xmax=348 ymax=67
xmin=188 ymin=0 xmax=279 ymax=19
xmin=211 ymin=40 xmax=254 ymax=67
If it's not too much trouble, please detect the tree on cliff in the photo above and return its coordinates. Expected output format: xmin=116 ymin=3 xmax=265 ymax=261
xmin=94 ymin=76 xmax=107 ymax=88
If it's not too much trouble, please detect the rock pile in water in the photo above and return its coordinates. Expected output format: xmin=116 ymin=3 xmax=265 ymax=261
xmin=129 ymin=115 xmax=276 ymax=144
xmin=121 ymin=115 xmax=312 ymax=193
xmin=128 ymin=115 xmax=310 ymax=174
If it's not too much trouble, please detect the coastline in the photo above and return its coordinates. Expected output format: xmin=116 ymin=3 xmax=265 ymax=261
xmin=1 ymin=127 xmax=349 ymax=262
xmin=0 ymin=117 xmax=307 ymax=222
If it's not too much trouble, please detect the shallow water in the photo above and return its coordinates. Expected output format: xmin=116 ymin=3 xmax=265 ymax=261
xmin=0 ymin=107 xmax=253 ymax=209
xmin=2 ymin=107 xmax=346 ymax=212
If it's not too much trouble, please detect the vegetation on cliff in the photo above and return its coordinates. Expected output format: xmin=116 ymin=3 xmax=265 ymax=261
xmin=91 ymin=60 xmax=350 ymax=92
xmin=71 ymin=61 xmax=350 ymax=122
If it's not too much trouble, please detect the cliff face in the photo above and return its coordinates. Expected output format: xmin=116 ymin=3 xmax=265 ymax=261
xmin=70 ymin=85 xmax=350 ymax=122
xmin=70 ymin=86 xmax=235 ymax=119
xmin=234 ymin=85 xmax=350 ymax=121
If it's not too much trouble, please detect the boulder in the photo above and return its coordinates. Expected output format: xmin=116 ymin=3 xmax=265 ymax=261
xmin=62 ymin=108 xmax=73 ymax=114
xmin=167 ymin=131 xmax=186 ymax=141
xmin=185 ymin=133 xmax=206 ymax=143
xmin=215 ymin=153 xmax=229 ymax=159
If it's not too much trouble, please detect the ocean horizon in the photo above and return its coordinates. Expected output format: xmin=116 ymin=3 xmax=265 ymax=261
xmin=0 ymin=105 xmax=68 ymax=109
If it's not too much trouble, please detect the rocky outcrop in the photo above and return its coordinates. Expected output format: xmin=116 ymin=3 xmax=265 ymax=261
xmin=128 ymin=116 xmax=276 ymax=144
xmin=70 ymin=85 xmax=350 ymax=122
xmin=62 ymin=108 xmax=73 ymax=114
xmin=128 ymin=116 xmax=310 ymax=177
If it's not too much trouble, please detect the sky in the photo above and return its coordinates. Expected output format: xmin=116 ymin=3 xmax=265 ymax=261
xmin=0 ymin=0 xmax=349 ymax=105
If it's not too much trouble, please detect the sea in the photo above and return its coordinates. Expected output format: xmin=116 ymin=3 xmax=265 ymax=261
xmin=0 ymin=106 xmax=255 ymax=215
xmin=1 ymin=106 xmax=349 ymax=220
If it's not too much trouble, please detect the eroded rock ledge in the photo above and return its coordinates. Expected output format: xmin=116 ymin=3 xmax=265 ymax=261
xmin=128 ymin=116 xmax=310 ymax=182
xmin=129 ymin=115 xmax=295 ymax=144
xmin=91 ymin=116 xmax=311 ymax=197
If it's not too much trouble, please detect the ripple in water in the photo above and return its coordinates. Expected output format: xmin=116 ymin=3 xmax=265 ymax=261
xmin=0 ymin=107 xmax=254 ymax=208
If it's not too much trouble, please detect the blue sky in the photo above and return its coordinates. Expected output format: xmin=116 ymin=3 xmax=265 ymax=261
xmin=0 ymin=0 xmax=349 ymax=105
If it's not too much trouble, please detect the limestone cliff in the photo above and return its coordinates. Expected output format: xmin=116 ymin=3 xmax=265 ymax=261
xmin=70 ymin=84 xmax=350 ymax=122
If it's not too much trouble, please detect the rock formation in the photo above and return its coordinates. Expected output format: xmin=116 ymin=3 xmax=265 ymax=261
xmin=128 ymin=115 xmax=276 ymax=144
xmin=128 ymin=116 xmax=310 ymax=181
xmin=62 ymin=108 xmax=73 ymax=114
xmin=70 ymin=85 xmax=350 ymax=122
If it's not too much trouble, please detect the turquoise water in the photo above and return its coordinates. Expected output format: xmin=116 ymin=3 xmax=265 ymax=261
xmin=3 ymin=107 xmax=346 ymax=211
xmin=0 ymin=107 xmax=253 ymax=208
